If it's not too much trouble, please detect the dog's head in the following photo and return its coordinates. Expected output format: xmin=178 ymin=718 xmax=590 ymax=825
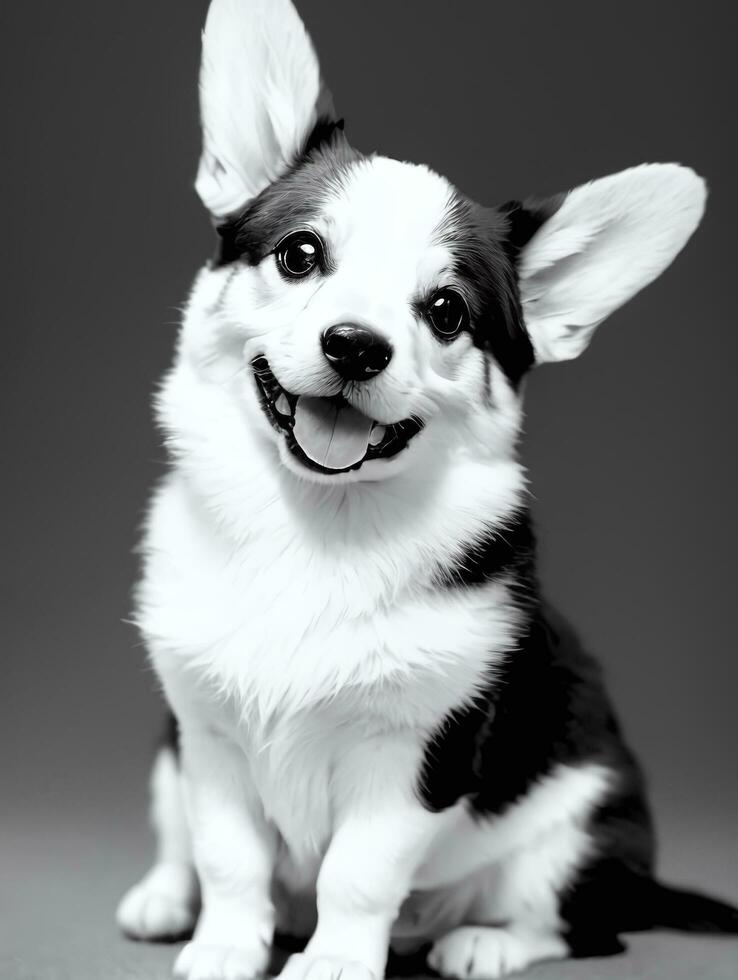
xmin=179 ymin=0 xmax=705 ymax=486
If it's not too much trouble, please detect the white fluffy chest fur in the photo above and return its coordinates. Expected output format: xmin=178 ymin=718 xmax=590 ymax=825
xmin=137 ymin=399 xmax=524 ymax=862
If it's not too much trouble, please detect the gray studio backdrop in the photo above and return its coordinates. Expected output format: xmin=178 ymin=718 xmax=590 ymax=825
xmin=2 ymin=0 xmax=736 ymax=973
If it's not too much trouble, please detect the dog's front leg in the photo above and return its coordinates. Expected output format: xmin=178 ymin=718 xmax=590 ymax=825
xmin=279 ymin=737 xmax=442 ymax=980
xmin=172 ymin=721 xmax=276 ymax=980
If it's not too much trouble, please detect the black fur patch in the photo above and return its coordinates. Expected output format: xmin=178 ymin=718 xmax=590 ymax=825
xmin=436 ymin=190 xmax=571 ymax=388
xmin=418 ymin=526 xmax=668 ymax=944
xmin=436 ymin=510 xmax=536 ymax=593
xmin=162 ymin=710 xmax=180 ymax=758
xmin=561 ymin=843 xmax=738 ymax=947
xmin=418 ymin=597 xmax=648 ymax=812
xmin=438 ymin=195 xmax=536 ymax=388
xmin=501 ymin=193 xmax=567 ymax=258
xmin=213 ymin=125 xmax=362 ymax=268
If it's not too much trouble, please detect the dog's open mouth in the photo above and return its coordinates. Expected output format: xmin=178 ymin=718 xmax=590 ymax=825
xmin=252 ymin=357 xmax=423 ymax=474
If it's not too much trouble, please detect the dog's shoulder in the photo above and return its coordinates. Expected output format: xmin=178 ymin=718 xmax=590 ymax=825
xmin=418 ymin=600 xmax=639 ymax=816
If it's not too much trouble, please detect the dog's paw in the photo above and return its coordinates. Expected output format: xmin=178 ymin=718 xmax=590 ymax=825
xmin=117 ymin=861 xmax=199 ymax=941
xmin=428 ymin=926 xmax=566 ymax=980
xmin=277 ymin=953 xmax=376 ymax=980
xmin=173 ymin=942 xmax=267 ymax=980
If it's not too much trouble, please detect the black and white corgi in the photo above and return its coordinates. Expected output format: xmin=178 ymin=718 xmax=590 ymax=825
xmin=117 ymin=2 xmax=737 ymax=978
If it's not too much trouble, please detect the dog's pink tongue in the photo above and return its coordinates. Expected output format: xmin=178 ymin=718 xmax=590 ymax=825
xmin=293 ymin=397 xmax=374 ymax=470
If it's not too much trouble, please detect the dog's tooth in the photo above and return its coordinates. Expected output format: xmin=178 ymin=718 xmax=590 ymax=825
xmin=369 ymin=425 xmax=386 ymax=446
xmin=275 ymin=393 xmax=290 ymax=417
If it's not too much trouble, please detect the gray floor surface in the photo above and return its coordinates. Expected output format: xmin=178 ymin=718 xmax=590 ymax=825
xmin=3 ymin=806 xmax=737 ymax=980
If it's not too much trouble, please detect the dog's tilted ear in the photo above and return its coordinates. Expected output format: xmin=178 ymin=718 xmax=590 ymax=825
xmin=507 ymin=164 xmax=706 ymax=363
xmin=196 ymin=0 xmax=327 ymax=218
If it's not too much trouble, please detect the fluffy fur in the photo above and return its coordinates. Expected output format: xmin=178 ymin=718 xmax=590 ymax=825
xmin=117 ymin=3 xmax=735 ymax=979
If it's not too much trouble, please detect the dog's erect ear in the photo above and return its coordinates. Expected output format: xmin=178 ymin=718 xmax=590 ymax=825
xmin=196 ymin=0 xmax=327 ymax=218
xmin=510 ymin=164 xmax=706 ymax=363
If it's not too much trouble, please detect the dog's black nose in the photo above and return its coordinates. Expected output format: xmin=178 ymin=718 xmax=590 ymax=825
xmin=321 ymin=324 xmax=393 ymax=380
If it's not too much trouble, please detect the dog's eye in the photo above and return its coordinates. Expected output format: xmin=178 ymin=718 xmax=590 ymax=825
xmin=275 ymin=230 xmax=323 ymax=279
xmin=427 ymin=288 xmax=470 ymax=340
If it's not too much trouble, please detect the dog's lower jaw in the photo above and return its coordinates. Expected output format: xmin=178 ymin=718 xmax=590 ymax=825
xmin=252 ymin=357 xmax=424 ymax=482
xmin=275 ymin=432 xmax=421 ymax=485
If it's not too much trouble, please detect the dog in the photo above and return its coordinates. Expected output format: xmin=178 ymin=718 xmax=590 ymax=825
xmin=116 ymin=1 xmax=737 ymax=978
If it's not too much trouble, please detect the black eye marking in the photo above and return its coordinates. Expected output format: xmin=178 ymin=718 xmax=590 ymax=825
xmin=274 ymin=229 xmax=324 ymax=280
xmin=426 ymin=288 xmax=470 ymax=341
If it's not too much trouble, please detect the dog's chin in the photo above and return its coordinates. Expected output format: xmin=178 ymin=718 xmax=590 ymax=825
xmin=251 ymin=357 xmax=424 ymax=484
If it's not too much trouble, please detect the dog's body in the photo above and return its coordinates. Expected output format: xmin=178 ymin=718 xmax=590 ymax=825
xmin=117 ymin=2 xmax=737 ymax=978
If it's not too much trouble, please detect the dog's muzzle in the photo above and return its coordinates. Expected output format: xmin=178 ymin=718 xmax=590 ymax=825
xmin=252 ymin=357 xmax=423 ymax=475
